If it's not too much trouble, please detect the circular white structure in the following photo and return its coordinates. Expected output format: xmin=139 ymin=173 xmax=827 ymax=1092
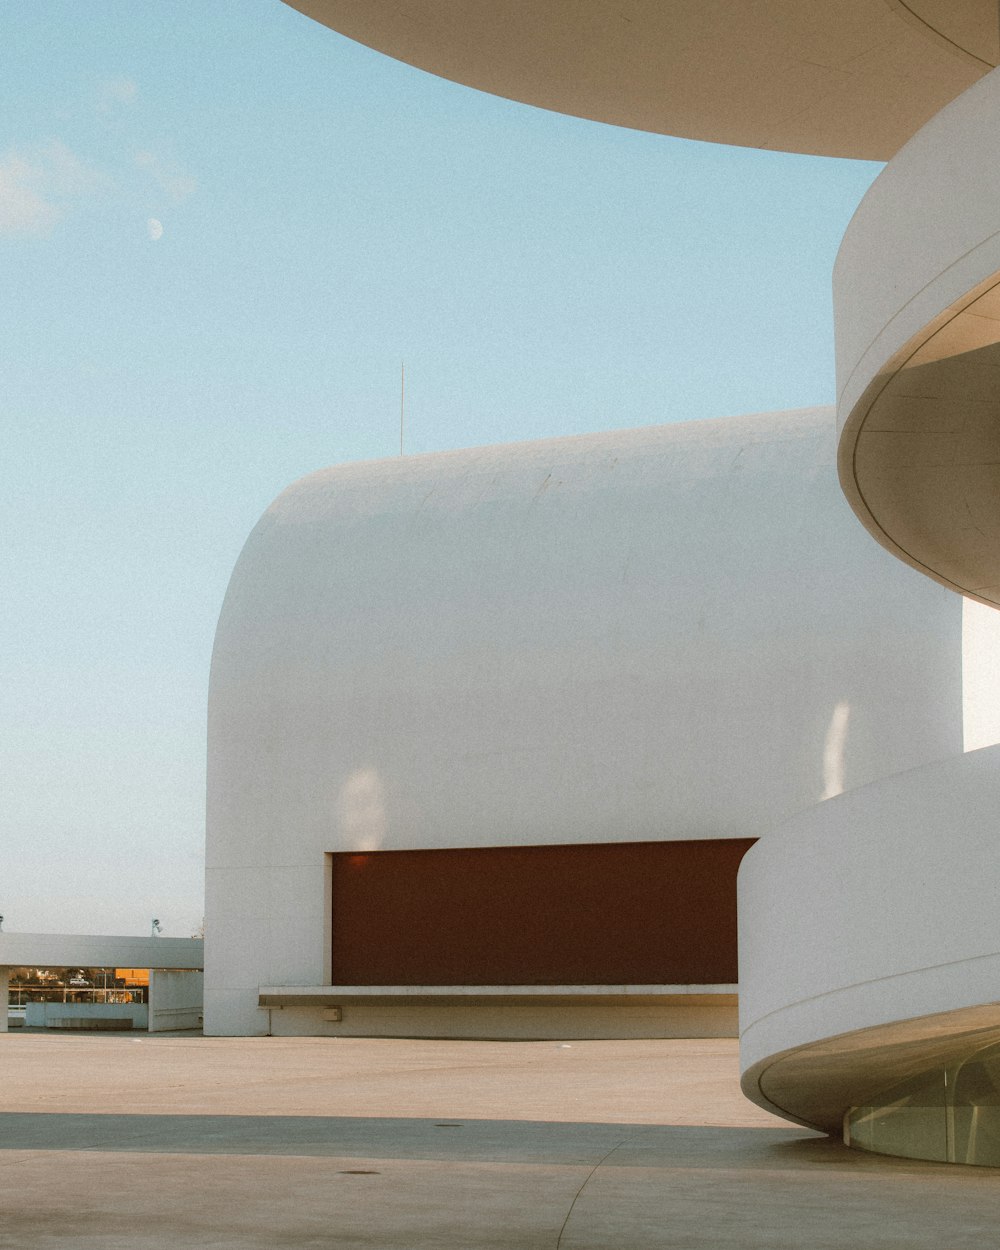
xmin=837 ymin=66 xmax=1000 ymax=606
xmin=739 ymin=744 xmax=1000 ymax=1160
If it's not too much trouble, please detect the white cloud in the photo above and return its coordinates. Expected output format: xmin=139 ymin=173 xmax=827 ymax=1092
xmin=0 ymin=134 xmax=195 ymax=243
xmin=135 ymin=149 xmax=196 ymax=202
xmin=98 ymin=77 xmax=139 ymax=111
xmin=0 ymin=142 xmax=104 ymax=237
xmin=0 ymin=152 xmax=61 ymax=235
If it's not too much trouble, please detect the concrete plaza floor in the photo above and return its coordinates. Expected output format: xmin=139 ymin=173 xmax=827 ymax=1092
xmin=0 ymin=1034 xmax=997 ymax=1249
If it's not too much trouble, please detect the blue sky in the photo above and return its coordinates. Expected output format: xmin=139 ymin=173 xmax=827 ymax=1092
xmin=1 ymin=1 xmax=881 ymax=936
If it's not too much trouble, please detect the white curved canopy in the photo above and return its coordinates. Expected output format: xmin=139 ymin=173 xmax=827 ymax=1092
xmin=284 ymin=0 xmax=994 ymax=158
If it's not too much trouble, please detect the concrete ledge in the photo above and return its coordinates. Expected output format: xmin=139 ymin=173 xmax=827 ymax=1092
xmin=46 ymin=1017 xmax=134 ymax=1031
xmin=259 ymin=985 xmax=737 ymax=1006
xmin=255 ymin=987 xmax=739 ymax=1039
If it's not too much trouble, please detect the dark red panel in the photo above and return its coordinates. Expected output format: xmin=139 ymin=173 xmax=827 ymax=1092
xmin=330 ymin=838 xmax=754 ymax=985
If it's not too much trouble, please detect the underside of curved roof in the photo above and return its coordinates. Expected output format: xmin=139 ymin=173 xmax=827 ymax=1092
xmin=283 ymin=0 xmax=997 ymax=159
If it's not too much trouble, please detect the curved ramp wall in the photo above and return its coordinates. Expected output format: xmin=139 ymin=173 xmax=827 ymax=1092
xmin=205 ymin=410 xmax=962 ymax=1036
xmin=836 ymin=65 xmax=1000 ymax=605
xmin=739 ymin=743 xmax=1000 ymax=1139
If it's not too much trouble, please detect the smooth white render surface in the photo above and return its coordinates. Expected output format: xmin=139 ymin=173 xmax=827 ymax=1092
xmin=739 ymin=743 xmax=1000 ymax=1127
xmin=835 ymin=66 xmax=1000 ymax=602
xmin=205 ymin=410 xmax=962 ymax=1035
xmin=835 ymin=67 xmax=1000 ymax=418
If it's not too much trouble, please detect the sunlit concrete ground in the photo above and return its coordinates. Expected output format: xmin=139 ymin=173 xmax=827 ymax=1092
xmin=1 ymin=1034 xmax=997 ymax=1249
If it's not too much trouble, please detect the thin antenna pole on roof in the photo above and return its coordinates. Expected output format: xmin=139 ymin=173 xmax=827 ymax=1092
xmin=400 ymin=362 xmax=405 ymax=456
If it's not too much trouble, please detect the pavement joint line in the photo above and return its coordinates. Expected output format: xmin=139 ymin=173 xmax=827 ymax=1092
xmin=555 ymin=1133 xmax=634 ymax=1249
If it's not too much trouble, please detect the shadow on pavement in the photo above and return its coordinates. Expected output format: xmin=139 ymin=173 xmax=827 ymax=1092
xmin=0 ymin=1112 xmax=843 ymax=1166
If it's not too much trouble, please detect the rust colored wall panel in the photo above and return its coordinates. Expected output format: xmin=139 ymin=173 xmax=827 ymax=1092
xmin=330 ymin=839 xmax=755 ymax=985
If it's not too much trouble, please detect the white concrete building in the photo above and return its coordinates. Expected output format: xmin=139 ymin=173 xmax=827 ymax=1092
xmin=205 ymin=1 xmax=1000 ymax=1165
xmin=206 ymin=409 xmax=962 ymax=1039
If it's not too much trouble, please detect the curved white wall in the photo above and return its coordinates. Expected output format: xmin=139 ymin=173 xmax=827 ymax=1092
xmin=205 ymin=409 xmax=962 ymax=1035
xmin=739 ymin=743 xmax=1000 ymax=1126
xmin=835 ymin=66 xmax=1000 ymax=602
xmin=836 ymin=67 xmax=1000 ymax=422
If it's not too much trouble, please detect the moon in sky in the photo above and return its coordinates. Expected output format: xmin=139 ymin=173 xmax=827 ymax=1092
xmin=147 ymin=217 xmax=164 ymax=241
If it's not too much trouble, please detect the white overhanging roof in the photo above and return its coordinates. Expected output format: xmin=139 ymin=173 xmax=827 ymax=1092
xmin=283 ymin=0 xmax=996 ymax=159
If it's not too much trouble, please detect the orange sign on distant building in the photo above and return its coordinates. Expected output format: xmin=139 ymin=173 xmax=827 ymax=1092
xmin=114 ymin=968 xmax=149 ymax=987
